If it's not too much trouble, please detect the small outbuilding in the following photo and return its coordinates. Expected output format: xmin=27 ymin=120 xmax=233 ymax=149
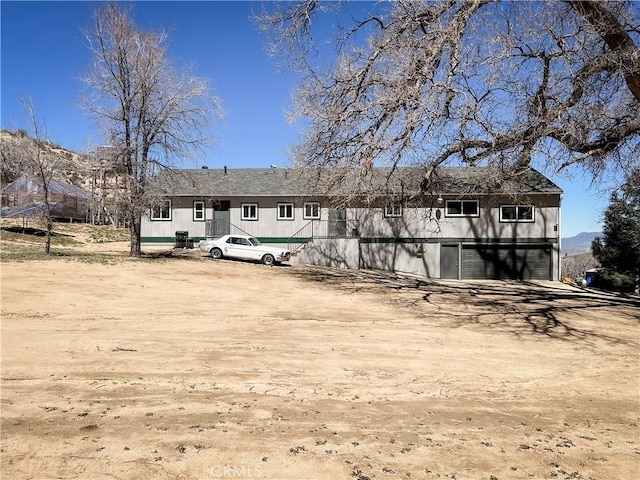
xmin=1 ymin=174 xmax=92 ymax=222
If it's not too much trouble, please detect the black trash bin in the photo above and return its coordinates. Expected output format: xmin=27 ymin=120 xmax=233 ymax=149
xmin=175 ymin=231 xmax=188 ymax=248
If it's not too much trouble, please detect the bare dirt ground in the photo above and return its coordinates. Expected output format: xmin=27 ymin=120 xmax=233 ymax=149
xmin=1 ymin=227 xmax=639 ymax=480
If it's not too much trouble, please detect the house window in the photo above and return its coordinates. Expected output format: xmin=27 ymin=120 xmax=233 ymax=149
xmin=303 ymin=202 xmax=320 ymax=220
xmin=384 ymin=202 xmax=403 ymax=218
xmin=241 ymin=203 xmax=258 ymax=220
xmin=500 ymin=205 xmax=534 ymax=222
xmin=193 ymin=200 xmax=205 ymax=221
xmin=445 ymin=200 xmax=479 ymax=217
xmin=151 ymin=199 xmax=171 ymax=220
xmin=277 ymin=203 xmax=294 ymax=220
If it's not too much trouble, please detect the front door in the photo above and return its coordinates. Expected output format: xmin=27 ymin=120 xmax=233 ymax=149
xmin=440 ymin=243 xmax=459 ymax=279
xmin=213 ymin=200 xmax=230 ymax=237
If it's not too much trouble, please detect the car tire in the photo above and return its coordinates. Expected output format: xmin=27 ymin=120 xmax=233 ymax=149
xmin=210 ymin=248 xmax=223 ymax=259
xmin=262 ymin=254 xmax=275 ymax=266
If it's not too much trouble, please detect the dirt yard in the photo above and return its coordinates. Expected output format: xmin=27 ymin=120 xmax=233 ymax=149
xmin=1 ymin=231 xmax=639 ymax=480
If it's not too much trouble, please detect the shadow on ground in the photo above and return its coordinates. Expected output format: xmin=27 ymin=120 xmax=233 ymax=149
xmin=290 ymin=266 xmax=640 ymax=349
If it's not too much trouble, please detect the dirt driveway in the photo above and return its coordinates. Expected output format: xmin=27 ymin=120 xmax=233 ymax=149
xmin=1 ymin=246 xmax=639 ymax=479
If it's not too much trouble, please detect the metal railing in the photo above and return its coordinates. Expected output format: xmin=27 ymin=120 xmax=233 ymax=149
xmin=204 ymin=219 xmax=361 ymax=254
xmin=229 ymin=223 xmax=254 ymax=237
xmin=286 ymin=219 xmax=361 ymax=254
xmin=287 ymin=221 xmax=314 ymax=254
xmin=312 ymin=219 xmax=361 ymax=239
xmin=205 ymin=220 xmax=253 ymax=238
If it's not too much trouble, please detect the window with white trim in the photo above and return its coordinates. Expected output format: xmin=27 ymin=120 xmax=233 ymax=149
xmin=303 ymin=202 xmax=320 ymax=220
xmin=151 ymin=199 xmax=171 ymax=220
xmin=384 ymin=202 xmax=403 ymax=218
xmin=500 ymin=205 xmax=534 ymax=222
xmin=193 ymin=200 xmax=205 ymax=221
xmin=241 ymin=203 xmax=258 ymax=220
xmin=277 ymin=202 xmax=294 ymax=220
xmin=445 ymin=200 xmax=479 ymax=217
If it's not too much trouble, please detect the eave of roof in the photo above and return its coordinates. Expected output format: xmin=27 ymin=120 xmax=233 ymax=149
xmin=151 ymin=168 xmax=298 ymax=197
xmin=150 ymin=166 xmax=563 ymax=198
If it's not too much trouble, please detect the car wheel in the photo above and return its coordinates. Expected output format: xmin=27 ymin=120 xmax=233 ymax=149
xmin=210 ymin=248 xmax=223 ymax=259
xmin=262 ymin=253 xmax=275 ymax=266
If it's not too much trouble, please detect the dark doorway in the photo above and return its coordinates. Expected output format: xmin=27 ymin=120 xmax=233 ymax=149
xmin=440 ymin=243 xmax=459 ymax=279
xmin=207 ymin=200 xmax=230 ymax=237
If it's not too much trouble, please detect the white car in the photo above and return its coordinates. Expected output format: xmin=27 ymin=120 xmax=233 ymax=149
xmin=199 ymin=234 xmax=291 ymax=265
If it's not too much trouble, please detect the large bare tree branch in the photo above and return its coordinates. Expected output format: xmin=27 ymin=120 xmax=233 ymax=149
xmin=567 ymin=0 xmax=640 ymax=101
xmin=257 ymin=0 xmax=640 ymax=197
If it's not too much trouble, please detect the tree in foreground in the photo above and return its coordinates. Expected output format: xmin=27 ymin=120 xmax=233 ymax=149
xmin=257 ymin=0 xmax=639 ymax=196
xmin=592 ymin=167 xmax=640 ymax=293
xmin=2 ymin=99 xmax=59 ymax=254
xmin=81 ymin=2 xmax=223 ymax=256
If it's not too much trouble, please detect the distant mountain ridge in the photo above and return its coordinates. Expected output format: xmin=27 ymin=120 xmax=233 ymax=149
xmin=562 ymin=232 xmax=601 ymax=255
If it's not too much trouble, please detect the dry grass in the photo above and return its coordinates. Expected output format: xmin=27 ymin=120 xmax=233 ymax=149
xmin=0 ymin=219 xmax=130 ymax=263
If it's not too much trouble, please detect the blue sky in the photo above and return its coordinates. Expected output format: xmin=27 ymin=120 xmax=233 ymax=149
xmin=1 ymin=0 xmax=614 ymax=237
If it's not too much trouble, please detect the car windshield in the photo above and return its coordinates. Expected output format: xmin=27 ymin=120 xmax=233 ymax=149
xmin=248 ymin=237 xmax=261 ymax=246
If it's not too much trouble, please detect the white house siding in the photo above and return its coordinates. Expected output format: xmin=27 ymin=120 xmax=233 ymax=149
xmin=296 ymin=238 xmax=360 ymax=270
xmin=225 ymin=196 xmax=315 ymax=239
xmin=143 ymin=196 xmax=559 ymax=242
xmin=140 ymin=193 xmax=560 ymax=280
xmin=359 ymin=242 xmax=439 ymax=277
xmin=344 ymin=194 xmax=561 ymax=281
xmin=141 ymin=197 xmax=332 ymax=246
xmin=140 ymin=213 xmax=175 ymax=244
xmin=141 ymin=197 xmax=209 ymax=245
xmin=350 ymin=195 xmax=560 ymax=242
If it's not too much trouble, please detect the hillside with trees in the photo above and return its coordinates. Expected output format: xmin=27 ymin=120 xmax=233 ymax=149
xmin=1 ymin=129 xmax=131 ymax=228
xmin=0 ymin=129 xmax=90 ymax=189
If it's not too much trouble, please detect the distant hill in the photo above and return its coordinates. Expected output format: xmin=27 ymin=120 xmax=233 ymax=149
xmin=0 ymin=129 xmax=92 ymax=189
xmin=562 ymin=232 xmax=601 ymax=255
xmin=0 ymin=130 xmax=129 ymax=225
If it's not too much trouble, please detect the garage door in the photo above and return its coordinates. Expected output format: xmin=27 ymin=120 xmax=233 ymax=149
xmin=462 ymin=245 xmax=551 ymax=280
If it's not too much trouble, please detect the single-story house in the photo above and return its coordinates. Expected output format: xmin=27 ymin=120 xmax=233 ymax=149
xmin=141 ymin=166 xmax=563 ymax=281
xmin=1 ymin=174 xmax=91 ymax=222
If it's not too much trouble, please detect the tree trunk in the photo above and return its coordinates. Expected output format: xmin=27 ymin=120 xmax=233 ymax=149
xmin=44 ymin=215 xmax=52 ymax=254
xmin=42 ymin=184 xmax=53 ymax=255
xmin=567 ymin=0 xmax=640 ymax=102
xmin=130 ymin=213 xmax=142 ymax=257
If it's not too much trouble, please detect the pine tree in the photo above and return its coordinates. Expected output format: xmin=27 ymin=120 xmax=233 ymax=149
xmin=592 ymin=168 xmax=640 ymax=292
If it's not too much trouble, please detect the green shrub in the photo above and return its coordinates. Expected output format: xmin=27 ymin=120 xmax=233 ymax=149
xmin=595 ymin=269 xmax=636 ymax=293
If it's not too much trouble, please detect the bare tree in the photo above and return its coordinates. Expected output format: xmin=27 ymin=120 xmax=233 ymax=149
xmin=7 ymin=99 xmax=59 ymax=253
xmin=80 ymin=2 xmax=223 ymax=256
xmin=561 ymin=252 xmax=599 ymax=283
xmin=256 ymin=0 xmax=639 ymax=195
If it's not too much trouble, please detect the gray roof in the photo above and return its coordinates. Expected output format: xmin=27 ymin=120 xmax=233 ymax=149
xmin=152 ymin=168 xmax=298 ymax=197
xmin=2 ymin=174 xmax=92 ymax=199
xmin=421 ymin=166 xmax=563 ymax=195
xmin=151 ymin=166 xmax=562 ymax=198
